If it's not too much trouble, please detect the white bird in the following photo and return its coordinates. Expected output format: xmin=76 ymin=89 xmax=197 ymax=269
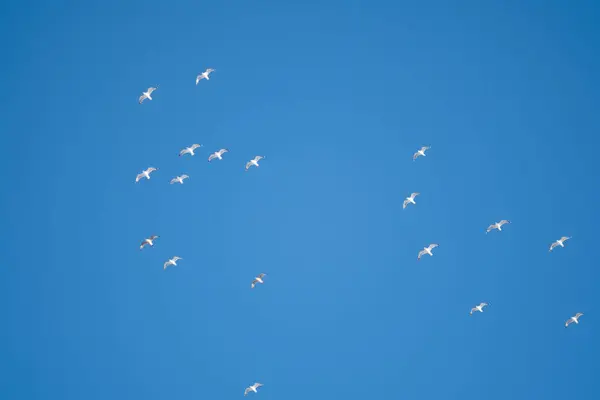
xmin=139 ymin=86 xmax=158 ymax=104
xmin=179 ymin=144 xmax=202 ymax=157
xmin=403 ymin=192 xmax=420 ymax=209
xmin=470 ymin=302 xmax=488 ymax=315
xmin=550 ymin=236 xmax=571 ymax=252
xmin=244 ymin=383 xmax=263 ymax=396
xmin=208 ymin=148 xmax=229 ymax=162
xmin=245 ymin=156 xmax=265 ymax=171
xmin=170 ymin=175 xmax=189 ymax=184
xmin=413 ymin=146 xmax=431 ymax=161
xmin=565 ymin=312 xmax=584 ymax=327
xmin=486 ymin=220 xmax=510 ymax=233
xmin=418 ymin=243 xmax=439 ymax=260
xmin=196 ymin=68 xmax=215 ymax=85
xmin=135 ymin=167 xmax=158 ymax=183
xmin=163 ymin=256 xmax=182 ymax=270
xmin=251 ymin=273 xmax=266 ymax=289
xmin=140 ymin=235 xmax=159 ymax=250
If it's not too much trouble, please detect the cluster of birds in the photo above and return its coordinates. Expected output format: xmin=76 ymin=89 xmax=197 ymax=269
xmin=134 ymin=71 xmax=584 ymax=396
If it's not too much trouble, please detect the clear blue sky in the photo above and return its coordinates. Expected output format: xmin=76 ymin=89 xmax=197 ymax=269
xmin=1 ymin=0 xmax=599 ymax=399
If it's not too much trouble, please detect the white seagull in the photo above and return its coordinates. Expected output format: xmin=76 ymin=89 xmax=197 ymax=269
xmin=244 ymin=383 xmax=263 ymax=396
xmin=163 ymin=256 xmax=182 ymax=270
xmin=245 ymin=156 xmax=265 ymax=171
xmin=550 ymin=236 xmax=571 ymax=252
xmin=138 ymin=86 xmax=158 ymax=104
xmin=418 ymin=243 xmax=439 ymax=260
xmin=251 ymin=273 xmax=266 ymax=289
xmin=403 ymin=192 xmax=420 ymax=209
xmin=470 ymin=302 xmax=488 ymax=315
xmin=179 ymin=144 xmax=202 ymax=157
xmin=486 ymin=220 xmax=510 ymax=234
xmin=140 ymin=235 xmax=159 ymax=250
xmin=565 ymin=313 xmax=584 ymax=328
xmin=135 ymin=167 xmax=158 ymax=183
xmin=413 ymin=146 xmax=431 ymax=161
xmin=208 ymin=148 xmax=229 ymax=162
xmin=196 ymin=68 xmax=215 ymax=85
xmin=170 ymin=175 xmax=189 ymax=184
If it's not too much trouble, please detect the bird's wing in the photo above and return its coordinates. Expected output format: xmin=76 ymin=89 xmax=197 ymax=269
xmin=412 ymin=152 xmax=419 ymax=160
xmin=255 ymin=383 xmax=263 ymax=388
xmin=402 ymin=199 xmax=409 ymax=209
xmin=422 ymin=146 xmax=430 ymax=151
xmin=135 ymin=173 xmax=144 ymax=182
xmin=147 ymin=167 xmax=157 ymax=173
xmin=180 ymin=175 xmax=189 ymax=180
xmin=499 ymin=220 xmax=510 ymax=225
xmin=486 ymin=224 xmax=495 ymax=232
xmin=138 ymin=94 xmax=146 ymax=104
xmin=417 ymin=249 xmax=426 ymax=259
xmin=549 ymin=242 xmax=557 ymax=251
xmin=219 ymin=148 xmax=229 ymax=155
xmin=411 ymin=192 xmax=420 ymax=198
xmin=255 ymin=156 xmax=264 ymax=161
xmin=576 ymin=313 xmax=583 ymax=318
xmin=150 ymin=235 xmax=158 ymax=240
xmin=560 ymin=236 xmax=570 ymax=242
xmin=191 ymin=144 xmax=201 ymax=150
xmin=208 ymin=153 xmax=217 ymax=161
xmin=429 ymin=244 xmax=439 ymax=250
xmin=179 ymin=148 xmax=189 ymax=156
xmin=147 ymin=87 xmax=156 ymax=94
xmin=196 ymin=75 xmax=202 ymax=84
xmin=479 ymin=303 xmax=487 ymax=307
xmin=170 ymin=178 xmax=178 ymax=184
xmin=140 ymin=240 xmax=148 ymax=248
xmin=258 ymin=273 xmax=265 ymax=278
xmin=245 ymin=161 xmax=252 ymax=170
xmin=565 ymin=319 xmax=573 ymax=326
xmin=244 ymin=388 xmax=251 ymax=396
xmin=163 ymin=261 xmax=170 ymax=269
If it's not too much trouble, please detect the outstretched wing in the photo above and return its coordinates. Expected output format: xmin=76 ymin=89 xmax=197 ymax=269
xmin=140 ymin=240 xmax=148 ymax=249
xmin=255 ymin=156 xmax=264 ymax=162
xmin=135 ymin=173 xmax=144 ymax=182
xmin=412 ymin=151 xmax=420 ymax=160
xmin=196 ymin=75 xmax=202 ymax=85
xmin=179 ymin=148 xmax=190 ymax=156
xmin=417 ymin=249 xmax=426 ymax=259
xmin=170 ymin=178 xmax=178 ymax=184
xmin=560 ymin=236 xmax=570 ymax=242
xmin=428 ymin=243 xmax=439 ymax=250
xmin=180 ymin=175 xmax=189 ymax=180
xmin=147 ymin=87 xmax=156 ymax=95
xmin=191 ymin=144 xmax=201 ymax=150
xmin=138 ymin=94 xmax=147 ymax=104
xmin=486 ymin=224 xmax=496 ymax=232
xmin=411 ymin=192 xmax=420 ymax=199
xmin=245 ymin=161 xmax=253 ymax=171
xmin=499 ymin=220 xmax=510 ymax=226
xmin=549 ymin=241 xmax=558 ymax=251
xmin=150 ymin=235 xmax=159 ymax=240
xmin=208 ymin=153 xmax=217 ymax=162
xmin=402 ymin=198 xmax=410 ymax=209
xmin=421 ymin=146 xmax=430 ymax=152
xmin=575 ymin=312 xmax=583 ymax=318
xmin=219 ymin=148 xmax=229 ymax=155
xmin=244 ymin=388 xmax=251 ymax=396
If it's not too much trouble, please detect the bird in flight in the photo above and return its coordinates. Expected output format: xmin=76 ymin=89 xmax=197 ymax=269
xmin=565 ymin=313 xmax=584 ymax=328
xmin=403 ymin=192 xmax=420 ymax=209
xmin=413 ymin=146 xmax=431 ymax=161
xmin=244 ymin=383 xmax=263 ymax=396
xmin=163 ymin=256 xmax=182 ymax=270
xmin=208 ymin=148 xmax=229 ymax=162
xmin=470 ymin=302 xmax=488 ymax=315
xmin=245 ymin=156 xmax=265 ymax=171
xmin=170 ymin=175 xmax=189 ymax=185
xmin=136 ymin=167 xmax=158 ymax=183
xmin=486 ymin=220 xmax=510 ymax=234
xmin=549 ymin=236 xmax=571 ymax=252
xmin=140 ymin=235 xmax=159 ymax=250
xmin=196 ymin=68 xmax=216 ymax=85
xmin=418 ymin=243 xmax=439 ymax=260
xmin=139 ymin=86 xmax=158 ymax=104
xmin=179 ymin=144 xmax=202 ymax=157
xmin=251 ymin=273 xmax=266 ymax=289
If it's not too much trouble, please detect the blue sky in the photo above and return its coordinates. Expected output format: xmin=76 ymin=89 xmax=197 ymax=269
xmin=1 ymin=0 xmax=599 ymax=399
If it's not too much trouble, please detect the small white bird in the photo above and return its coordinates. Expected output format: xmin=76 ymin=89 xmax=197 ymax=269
xmin=550 ymin=236 xmax=571 ymax=252
xmin=208 ymin=148 xmax=229 ymax=162
xmin=470 ymin=302 xmax=488 ymax=315
xmin=136 ymin=167 xmax=158 ymax=183
xmin=179 ymin=144 xmax=202 ymax=157
xmin=403 ymin=192 xmax=420 ymax=209
xmin=163 ymin=256 xmax=182 ymax=270
xmin=244 ymin=383 xmax=263 ymax=396
xmin=413 ymin=146 xmax=431 ymax=161
xmin=140 ymin=235 xmax=159 ymax=250
xmin=196 ymin=68 xmax=216 ymax=85
xmin=565 ymin=313 xmax=584 ymax=327
xmin=486 ymin=220 xmax=510 ymax=233
xmin=245 ymin=156 xmax=265 ymax=171
xmin=170 ymin=175 xmax=189 ymax=184
xmin=139 ymin=86 xmax=158 ymax=104
xmin=418 ymin=243 xmax=439 ymax=260
xmin=251 ymin=273 xmax=266 ymax=289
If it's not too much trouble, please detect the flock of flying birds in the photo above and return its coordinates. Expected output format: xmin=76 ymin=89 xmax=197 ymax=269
xmin=134 ymin=70 xmax=584 ymax=396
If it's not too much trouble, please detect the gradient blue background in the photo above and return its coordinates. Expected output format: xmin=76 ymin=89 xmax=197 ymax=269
xmin=1 ymin=1 xmax=598 ymax=399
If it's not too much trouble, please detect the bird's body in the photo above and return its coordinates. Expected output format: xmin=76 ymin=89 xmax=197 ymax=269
xmin=244 ymin=383 xmax=263 ymax=396
xmin=208 ymin=148 xmax=229 ymax=162
xmin=486 ymin=220 xmax=510 ymax=233
xmin=550 ymin=236 xmax=571 ymax=252
xmin=418 ymin=243 xmax=439 ymax=260
xmin=163 ymin=256 xmax=182 ymax=270
xmin=470 ymin=302 xmax=488 ymax=315
xmin=403 ymin=192 xmax=420 ymax=209
xmin=413 ymin=146 xmax=431 ymax=161
xmin=136 ymin=167 xmax=158 ymax=183
xmin=565 ymin=313 xmax=584 ymax=327
xmin=179 ymin=144 xmax=202 ymax=157
xmin=245 ymin=156 xmax=265 ymax=171
xmin=196 ymin=68 xmax=215 ymax=84
xmin=251 ymin=273 xmax=266 ymax=289
xmin=139 ymin=86 xmax=158 ymax=104
xmin=170 ymin=174 xmax=189 ymax=184
xmin=140 ymin=235 xmax=159 ymax=250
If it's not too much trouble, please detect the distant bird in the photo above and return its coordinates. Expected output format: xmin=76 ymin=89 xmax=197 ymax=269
xmin=565 ymin=313 xmax=584 ymax=328
xmin=470 ymin=302 xmax=488 ymax=315
xmin=163 ymin=256 xmax=182 ymax=270
xmin=140 ymin=235 xmax=159 ymax=250
xmin=245 ymin=156 xmax=265 ymax=171
xmin=413 ymin=146 xmax=431 ymax=161
xmin=251 ymin=273 xmax=266 ymax=289
xmin=244 ymin=383 xmax=263 ymax=396
xmin=196 ymin=68 xmax=215 ymax=84
xmin=550 ymin=236 xmax=571 ymax=252
xmin=179 ymin=144 xmax=202 ymax=157
xmin=136 ymin=167 xmax=158 ymax=183
xmin=170 ymin=175 xmax=189 ymax=184
xmin=208 ymin=148 xmax=229 ymax=162
xmin=418 ymin=243 xmax=439 ymax=260
xmin=486 ymin=220 xmax=510 ymax=234
xmin=403 ymin=192 xmax=420 ymax=209
xmin=139 ymin=86 xmax=158 ymax=104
